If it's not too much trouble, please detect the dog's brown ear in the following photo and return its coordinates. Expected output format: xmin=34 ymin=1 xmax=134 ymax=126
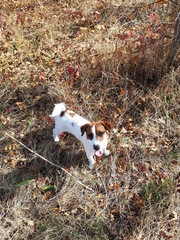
xmin=80 ymin=123 xmax=89 ymax=136
xmin=101 ymin=121 xmax=112 ymax=132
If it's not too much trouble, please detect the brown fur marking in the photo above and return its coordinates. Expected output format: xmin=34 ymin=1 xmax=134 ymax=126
xmin=60 ymin=109 xmax=76 ymax=117
xmin=81 ymin=123 xmax=91 ymax=137
xmin=68 ymin=111 xmax=76 ymax=117
xmin=94 ymin=122 xmax=106 ymax=141
xmin=100 ymin=121 xmax=111 ymax=132
xmin=86 ymin=124 xmax=94 ymax=140
xmin=81 ymin=121 xmax=111 ymax=141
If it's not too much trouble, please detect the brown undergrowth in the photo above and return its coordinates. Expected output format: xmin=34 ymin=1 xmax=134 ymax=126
xmin=0 ymin=1 xmax=180 ymax=239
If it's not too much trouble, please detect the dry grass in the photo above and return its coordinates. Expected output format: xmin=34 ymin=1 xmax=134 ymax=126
xmin=0 ymin=0 xmax=180 ymax=239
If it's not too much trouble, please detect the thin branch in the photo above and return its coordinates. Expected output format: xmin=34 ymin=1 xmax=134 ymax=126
xmin=5 ymin=132 xmax=95 ymax=193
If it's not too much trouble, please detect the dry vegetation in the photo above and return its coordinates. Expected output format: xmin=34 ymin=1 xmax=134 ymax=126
xmin=0 ymin=0 xmax=180 ymax=239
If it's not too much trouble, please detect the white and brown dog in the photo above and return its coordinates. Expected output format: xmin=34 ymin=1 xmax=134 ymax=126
xmin=50 ymin=103 xmax=111 ymax=169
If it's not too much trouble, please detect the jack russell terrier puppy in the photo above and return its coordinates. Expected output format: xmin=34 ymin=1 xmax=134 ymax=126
xmin=50 ymin=103 xmax=111 ymax=169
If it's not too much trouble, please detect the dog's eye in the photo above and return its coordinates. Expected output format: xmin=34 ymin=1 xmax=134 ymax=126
xmin=87 ymin=133 xmax=93 ymax=140
xmin=98 ymin=131 xmax=104 ymax=137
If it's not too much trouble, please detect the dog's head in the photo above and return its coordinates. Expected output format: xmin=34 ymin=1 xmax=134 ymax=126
xmin=80 ymin=121 xmax=111 ymax=156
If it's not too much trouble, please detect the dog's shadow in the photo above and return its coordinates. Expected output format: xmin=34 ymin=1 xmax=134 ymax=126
xmin=1 ymin=83 xmax=89 ymax=204
xmin=22 ymin=125 xmax=87 ymax=170
xmin=1 ymin=126 xmax=87 ymax=203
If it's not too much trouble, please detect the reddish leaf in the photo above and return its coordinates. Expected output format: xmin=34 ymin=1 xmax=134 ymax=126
xmin=41 ymin=116 xmax=53 ymax=125
xmin=66 ymin=66 xmax=75 ymax=75
xmin=39 ymin=72 xmax=46 ymax=81
xmin=171 ymin=160 xmax=178 ymax=165
xmin=140 ymin=162 xmax=147 ymax=173
xmin=161 ymin=172 xmax=168 ymax=179
xmin=72 ymin=10 xmax=83 ymax=18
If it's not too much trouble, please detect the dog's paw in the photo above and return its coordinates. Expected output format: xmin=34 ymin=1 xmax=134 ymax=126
xmin=88 ymin=162 xmax=95 ymax=169
xmin=89 ymin=164 xmax=94 ymax=169
xmin=54 ymin=136 xmax=60 ymax=142
xmin=104 ymin=149 xmax=110 ymax=156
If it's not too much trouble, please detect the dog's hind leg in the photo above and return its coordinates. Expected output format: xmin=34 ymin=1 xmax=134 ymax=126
xmin=53 ymin=128 xmax=66 ymax=142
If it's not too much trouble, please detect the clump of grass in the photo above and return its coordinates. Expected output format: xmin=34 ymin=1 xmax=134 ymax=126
xmin=144 ymin=177 xmax=175 ymax=207
xmin=0 ymin=184 xmax=35 ymax=240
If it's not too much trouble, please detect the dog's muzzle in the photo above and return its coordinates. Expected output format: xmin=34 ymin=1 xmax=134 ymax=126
xmin=93 ymin=144 xmax=100 ymax=151
xmin=93 ymin=145 xmax=103 ymax=157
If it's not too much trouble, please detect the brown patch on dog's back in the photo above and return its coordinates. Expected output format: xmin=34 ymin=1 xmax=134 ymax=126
xmin=68 ymin=111 xmax=75 ymax=117
xmin=60 ymin=110 xmax=75 ymax=117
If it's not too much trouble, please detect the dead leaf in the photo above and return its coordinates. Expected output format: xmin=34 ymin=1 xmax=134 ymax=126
xmin=53 ymin=208 xmax=59 ymax=213
xmin=39 ymin=72 xmax=46 ymax=81
xmin=154 ymin=169 xmax=161 ymax=177
xmin=114 ymin=183 xmax=120 ymax=190
xmin=121 ymin=127 xmax=127 ymax=134
xmin=120 ymin=158 xmax=126 ymax=172
xmin=134 ymin=193 xmax=145 ymax=208
xmin=110 ymin=209 xmax=120 ymax=222
xmin=157 ymin=0 xmax=167 ymax=6
xmin=110 ymin=213 xmax=114 ymax=221
xmin=171 ymin=160 xmax=178 ymax=165
xmin=33 ymin=189 xmax=38 ymax=200
xmin=96 ymin=210 xmax=99 ymax=217
xmin=35 ymin=96 xmax=41 ymax=101
xmin=16 ymin=102 xmax=26 ymax=110
xmin=11 ymin=159 xmax=17 ymax=168
xmin=42 ymin=191 xmax=52 ymax=201
xmin=4 ymin=158 xmax=9 ymax=164
xmin=23 ymin=219 xmax=34 ymax=227
xmin=140 ymin=162 xmax=148 ymax=173
xmin=161 ymin=171 xmax=168 ymax=179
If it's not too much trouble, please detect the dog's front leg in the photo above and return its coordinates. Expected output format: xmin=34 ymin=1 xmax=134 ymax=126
xmin=83 ymin=144 xmax=95 ymax=169
xmin=87 ymin=155 xmax=95 ymax=169
xmin=103 ymin=148 xmax=111 ymax=156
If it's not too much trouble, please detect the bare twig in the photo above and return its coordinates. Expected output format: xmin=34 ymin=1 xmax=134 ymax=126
xmin=5 ymin=132 xmax=95 ymax=193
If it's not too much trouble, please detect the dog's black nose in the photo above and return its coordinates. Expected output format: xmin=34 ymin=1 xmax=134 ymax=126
xmin=93 ymin=144 xmax=100 ymax=151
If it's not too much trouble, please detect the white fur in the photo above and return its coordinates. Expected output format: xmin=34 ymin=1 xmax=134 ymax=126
xmin=50 ymin=103 xmax=66 ymax=117
xmin=50 ymin=103 xmax=110 ymax=169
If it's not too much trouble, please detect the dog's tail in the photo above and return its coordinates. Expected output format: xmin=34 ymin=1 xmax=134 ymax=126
xmin=50 ymin=103 xmax=66 ymax=117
